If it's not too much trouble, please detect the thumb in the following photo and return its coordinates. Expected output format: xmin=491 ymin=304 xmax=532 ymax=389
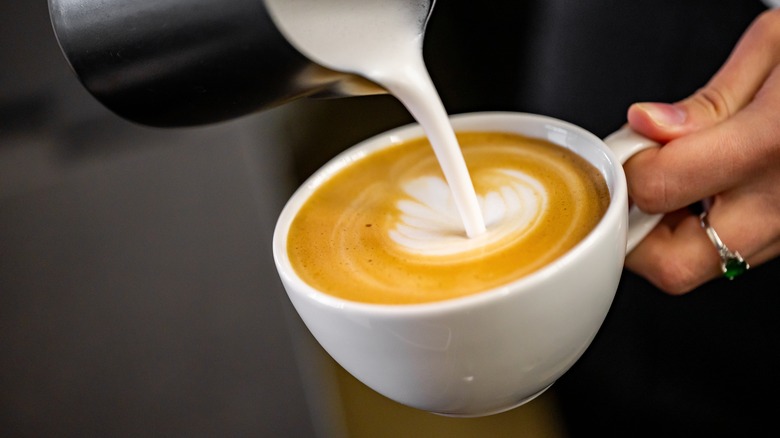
xmin=627 ymin=82 xmax=747 ymax=142
xmin=627 ymin=9 xmax=780 ymax=142
xmin=626 ymin=101 xmax=694 ymax=143
xmin=628 ymin=82 xmax=751 ymax=143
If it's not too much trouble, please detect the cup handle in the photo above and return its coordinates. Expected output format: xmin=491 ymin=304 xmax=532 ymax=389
xmin=603 ymin=126 xmax=664 ymax=253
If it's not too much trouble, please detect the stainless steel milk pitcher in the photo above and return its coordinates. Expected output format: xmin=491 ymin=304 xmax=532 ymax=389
xmin=48 ymin=0 xmax=392 ymax=127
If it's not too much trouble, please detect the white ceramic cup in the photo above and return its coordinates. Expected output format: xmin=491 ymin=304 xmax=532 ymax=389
xmin=273 ymin=112 xmax=661 ymax=417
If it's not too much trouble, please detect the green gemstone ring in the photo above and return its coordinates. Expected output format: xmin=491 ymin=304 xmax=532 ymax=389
xmin=699 ymin=211 xmax=749 ymax=280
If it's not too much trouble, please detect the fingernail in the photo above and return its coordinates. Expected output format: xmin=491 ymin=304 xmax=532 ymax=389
xmin=636 ymin=103 xmax=687 ymax=127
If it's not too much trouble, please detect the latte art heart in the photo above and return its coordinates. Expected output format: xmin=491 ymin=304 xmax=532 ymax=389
xmin=390 ymin=171 xmax=546 ymax=256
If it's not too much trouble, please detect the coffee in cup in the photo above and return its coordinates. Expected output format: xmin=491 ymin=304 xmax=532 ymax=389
xmin=287 ymin=131 xmax=610 ymax=305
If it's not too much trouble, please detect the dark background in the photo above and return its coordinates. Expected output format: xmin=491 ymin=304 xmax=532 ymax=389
xmin=2 ymin=1 xmax=775 ymax=436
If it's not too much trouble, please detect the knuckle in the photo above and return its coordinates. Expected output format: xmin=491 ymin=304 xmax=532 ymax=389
xmin=627 ymin=167 xmax=669 ymax=214
xmin=654 ymin=275 xmax=698 ymax=296
xmin=631 ymin=234 xmax=709 ymax=296
xmin=648 ymin=255 xmax=702 ymax=296
xmin=689 ymin=86 xmax=733 ymax=122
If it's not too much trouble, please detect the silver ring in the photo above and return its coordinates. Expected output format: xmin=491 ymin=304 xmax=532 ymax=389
xmin=699 ymin=211 xmax=749 ymax=280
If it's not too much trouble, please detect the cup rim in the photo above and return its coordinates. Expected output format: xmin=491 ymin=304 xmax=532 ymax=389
xmin=272 ymin=111 xmax=628 ymax=315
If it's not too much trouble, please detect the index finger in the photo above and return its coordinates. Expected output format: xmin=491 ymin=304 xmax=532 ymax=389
xmin=624 ymin=62 xmax=780 ymax=214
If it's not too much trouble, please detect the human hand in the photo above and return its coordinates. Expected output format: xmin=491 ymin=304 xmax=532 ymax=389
xmin=622 ymin=8 xmax=780 ymax=295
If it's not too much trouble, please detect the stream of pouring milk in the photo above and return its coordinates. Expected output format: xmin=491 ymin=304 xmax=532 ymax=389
xmin=265 ymin=0 xmax=486 ymax=238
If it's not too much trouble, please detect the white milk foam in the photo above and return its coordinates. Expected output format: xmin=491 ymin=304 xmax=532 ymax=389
xmin=265 ymin=0 xmax=487 ymax=238
xmin=391 ymin=172 xmax=546 ymax=256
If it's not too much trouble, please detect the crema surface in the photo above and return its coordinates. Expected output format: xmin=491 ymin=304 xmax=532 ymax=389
xmin=288 ymin=132 xmax=610 ymax=304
